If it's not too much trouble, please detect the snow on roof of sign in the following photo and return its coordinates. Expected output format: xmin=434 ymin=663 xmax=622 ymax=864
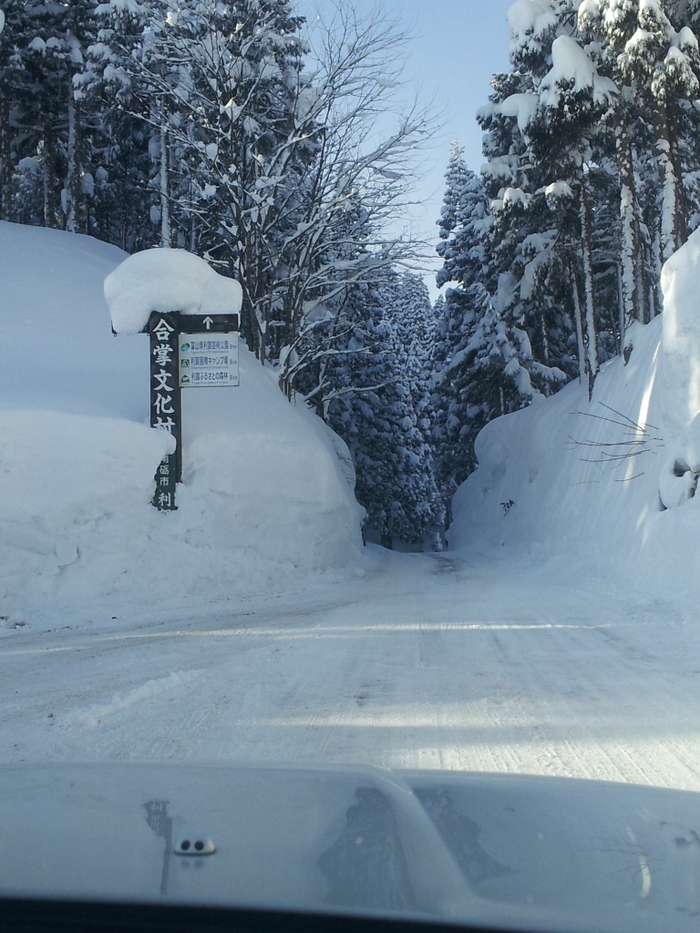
xmin=105 ymin=248 xmax=243 ymax=334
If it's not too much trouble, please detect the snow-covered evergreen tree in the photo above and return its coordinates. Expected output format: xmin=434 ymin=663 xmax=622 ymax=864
xmin=0 ymin=0 xmax=27 ymax=220
xmin=475 ymin=59 xmax=573 ymax=389
xmin=81 ymin=0 xmax=176 ymax=249
xmin=428 ymin=0 xmax=700 ymax=516
xmin=0 ymin=0 xmax=100 ymax=230
xmin=579 ymin=0 xmax=699 ymax=348
xmin=386 ymin=273 xmax=439 ymax=506
xmin=0 ymin=1 xmax=61 ymax=225
xmin=98 ymin=0 xmax=322 ymax=355
xmin=525 ymin=24 xmax=618 ymax=391
xmin=324 ymin=274 xmax=443 ymax=547
xmin=436 ymin=143 xmax=491 ymax=291
xmin=623 ymin=0 xmax=699 ymax=259
xmin=431 ymin=148 xmax=492 ymax=507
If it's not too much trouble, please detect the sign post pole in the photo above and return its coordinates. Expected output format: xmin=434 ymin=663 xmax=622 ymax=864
xmin=145 ymin=311 xmax=240 ymax=511
xmin=148 ymin=311 xmax=182 ymax=510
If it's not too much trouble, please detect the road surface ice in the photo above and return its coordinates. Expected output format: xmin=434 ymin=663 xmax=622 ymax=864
xmin=3 ymin=546 xmax=700 ymax=792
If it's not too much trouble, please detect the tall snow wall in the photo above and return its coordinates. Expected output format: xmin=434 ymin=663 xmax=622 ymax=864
xmin=451 ymin=228 xmax=700 ymax=597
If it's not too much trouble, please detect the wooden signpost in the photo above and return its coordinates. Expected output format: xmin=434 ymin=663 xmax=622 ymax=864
xmin=144 ymin=310 xmax=240 ymax=511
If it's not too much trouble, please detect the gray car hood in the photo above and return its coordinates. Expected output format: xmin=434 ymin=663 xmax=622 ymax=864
xmin=1 ymin=762 xmax=700 ymax=933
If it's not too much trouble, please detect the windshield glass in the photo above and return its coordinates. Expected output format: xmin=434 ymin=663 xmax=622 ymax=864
xmin=2 ymin=1 xmax=700 ymax=932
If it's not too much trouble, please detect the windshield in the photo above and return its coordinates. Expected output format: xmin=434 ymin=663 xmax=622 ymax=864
xmin=2 ymin=1 xmax=700 ymax=932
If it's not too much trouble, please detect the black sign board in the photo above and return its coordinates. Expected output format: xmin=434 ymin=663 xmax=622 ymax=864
xmin=147 ymin=312 xmax=182 ymax=510
xmin=143 ymin=310 xmax=240 ymax=511
xmin=179 ymin=313 xmax=240 ymax=334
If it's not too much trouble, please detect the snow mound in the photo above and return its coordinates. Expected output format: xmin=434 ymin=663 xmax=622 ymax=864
xmin=0 ymin=410 xmax=173 ymax=615
xmin=659 ymin=230 xmax=700 ymax=435
xmin=0 ymin=223 xmax=363 ymax=624
xmin=451 ymin=228 xmax=700 ymax=597
xmin=658 ymin=413 xmax=700 ymax=509
xmin=105 ymin=247 xmax=243 ymax=334
xmin=0 ymin=221 xmax=140 ymax=420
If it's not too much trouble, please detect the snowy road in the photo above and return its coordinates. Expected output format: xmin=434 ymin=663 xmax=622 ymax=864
xmin=3 ymin=549 xmax=700 ymax=791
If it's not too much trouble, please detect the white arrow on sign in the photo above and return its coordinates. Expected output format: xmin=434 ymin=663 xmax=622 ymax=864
xmin=203 ymin=316 xmax=214 ymax=330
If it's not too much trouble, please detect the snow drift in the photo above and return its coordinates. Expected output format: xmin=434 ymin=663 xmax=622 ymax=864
xmin=451 ymin=227 xmax=700 ymax=597
xmin=0 ymin=222 xmax=363 ymax=625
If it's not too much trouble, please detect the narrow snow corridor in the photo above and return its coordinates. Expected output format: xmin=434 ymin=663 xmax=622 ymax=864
xmin=3 ymin=549 xmax=700 ymax=792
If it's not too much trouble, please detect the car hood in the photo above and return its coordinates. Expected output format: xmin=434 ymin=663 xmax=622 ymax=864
xmin=1 ymin=762 xmax=700 ymax=933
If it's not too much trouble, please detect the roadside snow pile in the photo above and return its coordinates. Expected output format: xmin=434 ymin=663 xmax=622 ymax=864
xmin=105 ymin=248 xmax=242 ymax=334
xmin=0 ymin=222 xmax=141 ymax=420
xmin=452 ymin=228 xmax=700 ymax=596
xmin=0 ymin=222 xmax=363 ymax=625
xmin=0 ymin=411 xmax=174 ymax=619
xmin=658 ymin=231 xmax=700 ymax=436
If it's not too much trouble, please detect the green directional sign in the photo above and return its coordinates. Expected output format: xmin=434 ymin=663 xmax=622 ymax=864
xmin=178 ymin=332 xmax=239 ymax=388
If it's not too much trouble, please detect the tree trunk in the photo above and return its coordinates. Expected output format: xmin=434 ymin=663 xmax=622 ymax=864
xmin=160 ymin=120 xmax=171 ymax=248
xmin=43 ymin=121 xmax=57 ymax=228
xmin=65 ymin=84 xmax=80 ymax=234
xmin=571 ymin=267 xmax=587 ymax=384
xmin=235 ymin=126 xmax=261 ymax=357
xmin=579 ymin=173 xmax=598 ymax=398
xmin=634 ymin=231 xmax=649 ymax=326
xmin=653 ymin=101 xmax=686 ymax=263
xmin=0 ymin=90 xmax=10 ymax=221
xmin=616 ymin=127 xmax=640 ymax=357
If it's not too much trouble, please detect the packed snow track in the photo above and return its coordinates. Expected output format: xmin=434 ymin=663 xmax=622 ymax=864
xmin=3 ymin=548 xmax=700 ymax=793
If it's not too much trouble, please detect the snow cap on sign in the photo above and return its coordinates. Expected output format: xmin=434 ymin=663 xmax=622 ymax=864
xmin=105 ymin=248 xmax=243 ymax=334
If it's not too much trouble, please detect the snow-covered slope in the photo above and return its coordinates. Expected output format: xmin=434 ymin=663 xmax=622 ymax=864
xmin=0 ymin=222 xmax=364 ymax=624
xmin=451 ymin=229 xmax=700 ymax=599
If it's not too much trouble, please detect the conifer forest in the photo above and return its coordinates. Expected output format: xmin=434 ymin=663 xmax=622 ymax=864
xmin=2 ymin=0 xmax=700 ymax=545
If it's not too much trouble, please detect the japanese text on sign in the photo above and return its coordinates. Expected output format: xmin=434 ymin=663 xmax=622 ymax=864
xmin=149 ymin=313 xmax=181 ymax=509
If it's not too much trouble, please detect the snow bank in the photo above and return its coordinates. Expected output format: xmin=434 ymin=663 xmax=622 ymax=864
xmin=0 ymin=221 xmax=142 ymax=421
xmin=0 ymin=411 xmax=173 ymax=617
xmin=104 ymin=248 xmax=242 ymax=334
xmin=659 ymin=231 xmax=700 ymax=435
xmin=658 ymin=413 xmax=700 ymax=509
xmin=0 ymin=223 xmax=364 ymax=625
xmin=452 ymin=228 xmax=700 ymax=598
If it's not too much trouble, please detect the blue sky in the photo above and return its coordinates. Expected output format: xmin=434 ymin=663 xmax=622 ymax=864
xmin=294 ymin=0 xmax=514 ymax=284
